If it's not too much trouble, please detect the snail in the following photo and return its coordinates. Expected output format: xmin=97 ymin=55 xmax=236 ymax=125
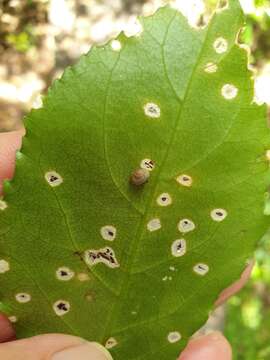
xmin=130 ymin=168 xmax=150 ymax=186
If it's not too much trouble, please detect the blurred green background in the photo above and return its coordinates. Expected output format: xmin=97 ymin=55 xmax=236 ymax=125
xmin=1 ymin=1 xmax=270 ymax=358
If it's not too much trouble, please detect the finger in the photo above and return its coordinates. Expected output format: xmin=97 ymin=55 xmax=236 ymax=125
xmin=0 ymin=334 xmax=113 ymax=360
xmin=215 ymin=260 xmax=254 ymax=307
xmin=0 ymin=314 xmax=16 ymax=343
xmin=178 ymin=331 xmax=232 ymax=360
xmin=0 ymin=129 xmax=25 ymax=194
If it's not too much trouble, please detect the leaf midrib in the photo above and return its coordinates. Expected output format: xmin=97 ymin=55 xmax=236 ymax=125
xmin=101 ymin=10 xmax=213 ymax=344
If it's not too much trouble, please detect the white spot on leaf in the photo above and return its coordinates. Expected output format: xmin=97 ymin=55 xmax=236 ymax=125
xmin=157 ymin=193 xmax=172 ymax=207
xmin=147 ymin=218 xmax=161 ymax=232
xmin=8 ymin=316 xmax=17 ymax=323
xmin=53 ymin=300 xmax=70 ymax=316
xmin=140 ymin=159 xmax=155 ymax=171
xmin=85 ymin=293 xmax=94 ymax=302
xmin=221 ymin=84 xmax=238 ymax=100
xmin=193 ymin=263 xmax=209 ymax=276
xmin=77 ymin=272 xmax=90 ymax=282
xmin=176 ymin=174 xmax=192 ymax=187
xmin=213 ymin=37 xmax=228 ymax=54
xmin=171 ymin=239 xmax=187 ymax=257
xmin=45 ymin=171 xmax=63 ymax=187
xmin=167 ymin=331 xmax=182 ymax=343
xmin=0 ymin=200 xmax=7 ymax=211
xmin=144 ymin=102 xmax=160 ymax=118
xmin=105 ymin=337 xmax=118 ymax=349
xmin=0 ymin=259 xmax=10 ymax=273
xmin=56 ymin=266 xmax=74 ymax=281
xmin=111 ymin=40 xmax=121 ymax=51
xmin=16 ymin=152 xmax=23 ymax=160
xmin=204 ymin=62 xmax=218 ymax=73
xmin=178 ymin=219 xmax=195 ymax=233
xmin=15 ymin=293 xmax=31 ymax=303
xmin=84 ymin=247 xmax=119 ymax=268
xmin=266 ymin=150 xmax=270 ymax=161
xmin=100 ymin=225 xmax=117 ymax=241
xmin=211 ymin=208 xmax=227 ymax=222
xmin=163 ymin=275 xmax=172 ymax=281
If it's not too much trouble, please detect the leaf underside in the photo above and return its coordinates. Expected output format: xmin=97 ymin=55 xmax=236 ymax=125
xmin=1 ymin=1 xmax=270 ymax=359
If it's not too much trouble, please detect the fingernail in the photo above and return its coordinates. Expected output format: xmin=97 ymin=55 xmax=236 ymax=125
xmin=51 ymin=341 xmax=113 ymax=360
xmin=179 ymin=331 xmax=232 ymax=360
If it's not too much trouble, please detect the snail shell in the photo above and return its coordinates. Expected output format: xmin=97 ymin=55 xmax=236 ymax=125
xmin=130 ymin=168 xmax=150 ymax=186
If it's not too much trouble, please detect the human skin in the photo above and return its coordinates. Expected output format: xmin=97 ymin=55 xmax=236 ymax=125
xmin=0 ymin=130 xmax=253 ymax=359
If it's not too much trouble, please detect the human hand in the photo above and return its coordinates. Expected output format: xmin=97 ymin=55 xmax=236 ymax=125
xmin=0 ymin=130 xmax=253 ymax=359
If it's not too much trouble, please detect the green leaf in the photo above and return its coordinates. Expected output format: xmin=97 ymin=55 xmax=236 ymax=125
xmin=0 ymin=1 xmax=270 ymax=358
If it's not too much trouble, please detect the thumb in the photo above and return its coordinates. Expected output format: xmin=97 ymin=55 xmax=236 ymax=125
xmin=179 ymin=332 xmax=232 ymax=360
xmin=0 ymin=334 xmax=113 ymax=360
xmin=51 ymin=342 xmax=112 ymax=360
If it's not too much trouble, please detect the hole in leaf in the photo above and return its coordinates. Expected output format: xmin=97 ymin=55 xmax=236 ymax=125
xmin=211 ymin=208 xmax=227 ymax=222
xmin=140 ymin=159 xmax=155 ymax=171
xmin=53 ymin=300 xmax=70 ymax=316
xmin=56 ymin=266 xmax=75 ymax=281
xmin=193 ymin=263 xmax=209 ymax=276
xmin=178 ymin=219 xmax=195 ymax=233
xmin=45 ymin=171 xmax=63 ymax=187
xmin=100 ymin=225 xmax=117 ymax=241
xmin=171 ymin=239 xmax=187 ymax=257
xmin=157 ymin=193 xmax=172 ymax=207
xmin=15 ymin=293 xmax=31 ymax=303
xmin=84 ymin=247 xmax=120 ymax=268
xmin=105 ymin=337 xmax=118 ymax=349
xmin=176 ymin=174 xmax=193 ymax=187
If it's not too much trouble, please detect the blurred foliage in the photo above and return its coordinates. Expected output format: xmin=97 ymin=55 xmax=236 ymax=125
xmin=1 ymin=0 xmax=270 ymax=64
xmin=241 ymin=1 xmax=270 ymax=65
xmin=225 ymin=231 xmax=270 ymax=359
xmin=0 ymin=0 xmax=48 ymax=54
xmin=5 ymin=26 xmax=34 ymax=52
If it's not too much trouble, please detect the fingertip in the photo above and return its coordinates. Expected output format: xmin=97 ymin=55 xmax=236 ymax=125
xmin=0 ymin=334 xmax=112 ymax=360
xmin=0 ymin=313 xmax=16 ymax=343
xmin=51 ymin=342 xmax=113 ymax=360
xmin=215 ymin=260 xmax=254 ymax=307
xmin=0 ymin=128 xmax=25 ymax=194
xmin=179 ymin=332 xmax=232 ymax=360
